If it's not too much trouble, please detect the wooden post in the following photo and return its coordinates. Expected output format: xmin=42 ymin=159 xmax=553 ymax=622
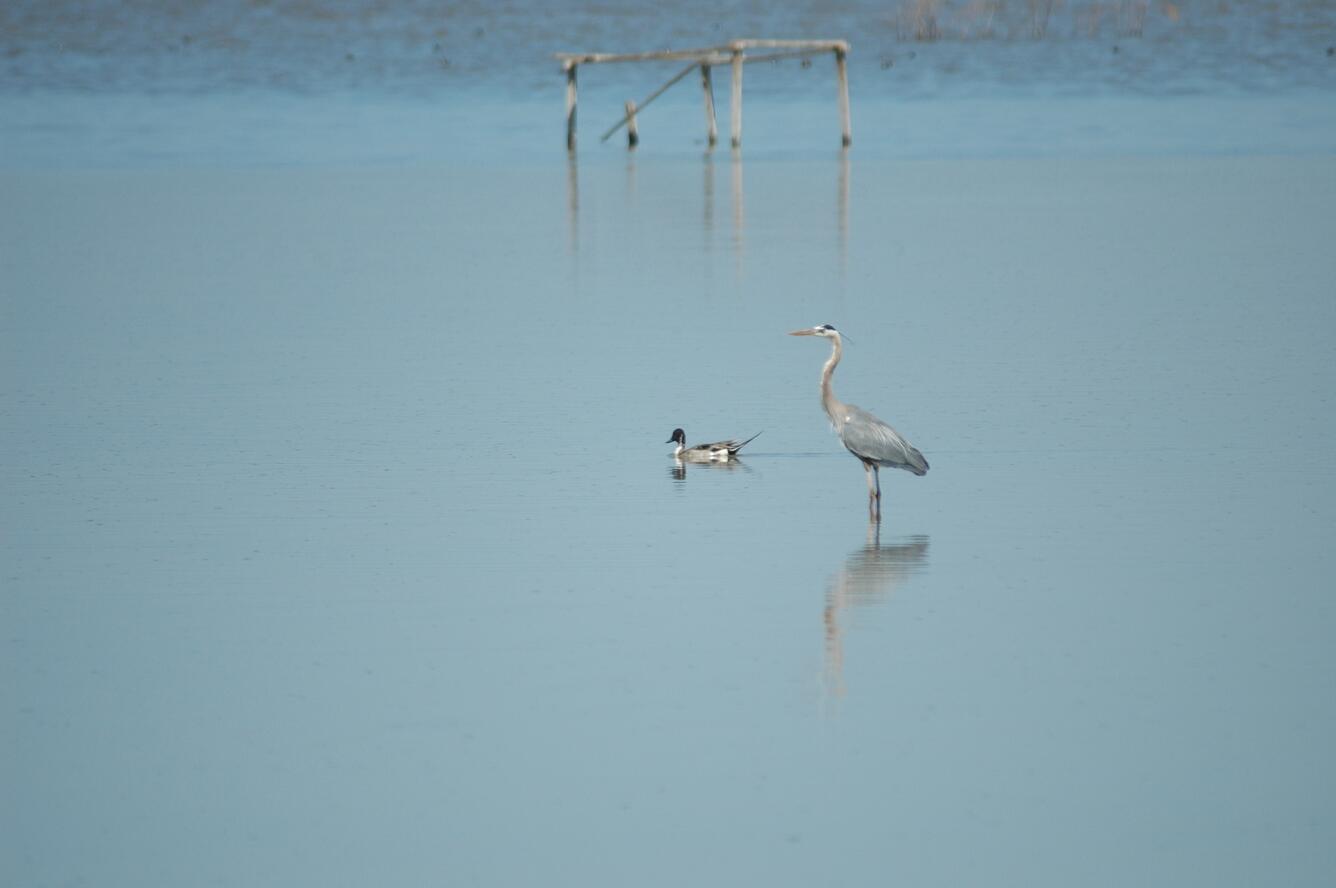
xmin=565 ymin=61 xmax=578 ymax=150
xmin=730 ymin=48 xmax=743 ymax=148
xmin=700 ymin=65 xmax=717 ymax=148
xmin=835 ymin=47 xmax=851 ymax=147
xmin=625 ymin=100 xmax=639 ymax=148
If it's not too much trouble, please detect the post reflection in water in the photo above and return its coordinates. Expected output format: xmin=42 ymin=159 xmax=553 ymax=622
xmin=702 ymin=151 xmax=714 ymax=250
xmin=823 ymin=524 xmax=930 ymax=700
xmin=625 ymin=151 xmax=637 ymax=206
xmin=563 ymin=150 xmax=848 ymax=271
xmin=730 ymin=149 xmax=745 ymax=257
xmin=566 ymin=150 xmax=579 ymax=255
xmin=837 ymin=148 xmax=849 ymax=272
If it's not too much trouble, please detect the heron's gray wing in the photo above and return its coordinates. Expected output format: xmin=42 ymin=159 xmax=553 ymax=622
xmin=837 ymin=404 xmax=929 ymax=475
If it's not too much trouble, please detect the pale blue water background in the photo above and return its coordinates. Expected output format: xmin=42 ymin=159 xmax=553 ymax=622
xmin=4 ymin=3 xmax=1336 ymax=887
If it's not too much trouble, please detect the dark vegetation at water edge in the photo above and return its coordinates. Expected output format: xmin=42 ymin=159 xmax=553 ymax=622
xmin=1 ymin=0 xmax=1332 ymax=96
xmin=894 ymin=0 xmax=1176 ymax=40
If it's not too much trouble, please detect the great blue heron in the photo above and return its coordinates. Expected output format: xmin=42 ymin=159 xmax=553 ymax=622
xmin=666 ymin=428 xmax=761 ymax=461
xmin=789 ymin=324 xmax=928 ymax=517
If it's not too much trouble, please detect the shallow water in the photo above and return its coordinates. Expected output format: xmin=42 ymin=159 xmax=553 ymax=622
xmin=4 ymin=145 xmax=1335 ymax=885
xmin=4 ymin=1 xmax=1336 ymax=882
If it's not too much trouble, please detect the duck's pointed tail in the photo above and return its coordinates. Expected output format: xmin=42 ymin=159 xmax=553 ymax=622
xmin=736 ymin=431 xmax=762 ymax=451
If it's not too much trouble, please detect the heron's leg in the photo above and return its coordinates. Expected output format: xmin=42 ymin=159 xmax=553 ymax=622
xmin=873 ymin=464 xmax=882 ymax=517
xmin=864 ymin=462 xmax=881 ymax=519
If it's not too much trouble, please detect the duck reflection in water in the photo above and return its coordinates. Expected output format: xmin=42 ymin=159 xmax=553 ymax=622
xmin=667 ymin=455 xmax=755 ymax=483
xmin=824 ymin=523 xmax=930 ymax=700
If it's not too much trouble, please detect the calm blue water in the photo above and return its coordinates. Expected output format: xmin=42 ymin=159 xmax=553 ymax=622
xmin=4 ymin=4 xmax=1336 ymax=887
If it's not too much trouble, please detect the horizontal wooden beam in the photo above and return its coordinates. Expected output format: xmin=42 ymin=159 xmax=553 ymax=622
xmin=556 ymin=39 xmax=848 ymax=67
xmin=727 ymin=39 xmax=849 ymax=52
xmin=558 ymin=49 xmax=731 ymax=66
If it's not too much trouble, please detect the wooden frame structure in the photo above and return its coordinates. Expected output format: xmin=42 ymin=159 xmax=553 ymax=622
xmin=556 ymin=39 xmax=851 ymax=151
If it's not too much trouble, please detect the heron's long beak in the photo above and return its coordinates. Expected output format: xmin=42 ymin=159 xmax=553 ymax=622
xmin=788 ymin=328 xmax=816 ymax=336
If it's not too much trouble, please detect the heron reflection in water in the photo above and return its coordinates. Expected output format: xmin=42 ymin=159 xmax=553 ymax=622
xmin=824 ymin=524 xmax=929 ymax=700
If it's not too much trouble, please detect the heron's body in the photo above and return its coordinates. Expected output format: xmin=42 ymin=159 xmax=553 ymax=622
xmin=789 ymin=324 xmax=927 ymax=518
xmin=667 ymin=428 xmax=761 ymax=461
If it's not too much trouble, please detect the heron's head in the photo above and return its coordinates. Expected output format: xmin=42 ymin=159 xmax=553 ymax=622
xmin=666 ymin=428 xmax=686 ymax=445
xmin=789 ymin=324 xmax=840 ymax=339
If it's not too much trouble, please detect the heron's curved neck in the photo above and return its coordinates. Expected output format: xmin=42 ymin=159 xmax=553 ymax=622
xmin=821 ymin=336 xmax=844 ymax=420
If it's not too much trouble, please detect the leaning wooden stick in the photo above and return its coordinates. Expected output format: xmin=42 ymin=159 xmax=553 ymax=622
xmin=600 ymin=60 xmax=702 ymax=142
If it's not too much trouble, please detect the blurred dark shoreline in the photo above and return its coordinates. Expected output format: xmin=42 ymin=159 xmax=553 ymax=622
xmin=4 ymin=0 xmax=1334 ymax=100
